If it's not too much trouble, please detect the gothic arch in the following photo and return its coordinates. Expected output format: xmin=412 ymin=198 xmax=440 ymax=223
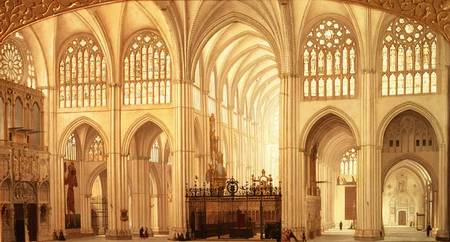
xmin=383 ymin=157 xmax=436 ymax=191
xmin=121 ymin=113 xmax=174 ymax=155
xmin=86 ymin=162 xmax=107 ymax=196
xmin=58 ymin=117 xmax=109 ymax=158
xmin=377 ymin=102 xmax=445 ymax=147
xmin=297 ymin=13 xmax=363 ymax=71
xmin=300 ymin=106 xmax=361 ymax=149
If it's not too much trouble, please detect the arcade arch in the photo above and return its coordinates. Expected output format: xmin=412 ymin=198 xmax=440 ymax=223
xmin=126 ymin=120 xmax=172 ymax=235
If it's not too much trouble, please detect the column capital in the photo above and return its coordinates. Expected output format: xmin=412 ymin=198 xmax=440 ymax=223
xmin=279 ymin=72 xmax=300 ymax=79
xmin=361 ymin=68 xmax=376 ymax=74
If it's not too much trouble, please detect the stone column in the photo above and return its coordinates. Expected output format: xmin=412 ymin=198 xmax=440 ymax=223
xmin=50 ymin=153 xmax=65 ymax=234
xmin=47 ymin=84 xmax=65 ymax=234
xmin=280 ymin=73 xmax=303 ymax=236
xmin=169 ymin=79 xmax=194 ymax=238
xmin=129 ymin=157 xmax=151 ymax=234
xmin=436 ymin=144 xmax=449 ymax=239
xmin=106 ymin=83 xmax=131 ymax=239
xmin=355 ymin=70 xmax=382 ymax=238
xmin=80 ymin=193 xmax=92 ymax=234
xmin=354 ymin=9 xmax=382 ymax=239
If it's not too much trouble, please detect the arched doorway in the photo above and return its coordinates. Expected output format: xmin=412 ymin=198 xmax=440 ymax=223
xmin=90 ymin=170 xmax=107 ymax=235
xmin=383 ymin=160 xmax=433 ymax=229
xmin=303 ymin=113 xmax=357 ymax=238
xmin=126 ymin=120 xmax=172 ymax=235
xmin=381 ymin=110 xmax=438 ymax=238
xmin=61 ymin=124 xmax=107 ymax=236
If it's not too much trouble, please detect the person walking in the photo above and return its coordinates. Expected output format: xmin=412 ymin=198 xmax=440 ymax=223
xmin=339 ymin=221 xmax=343 ymax=231
xmin=301 ymin=231 xmax=307 ymax=242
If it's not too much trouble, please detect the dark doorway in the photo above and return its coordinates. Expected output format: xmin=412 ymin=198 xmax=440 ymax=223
xmin=398 ymin=211 xmax=407 ymax=226
xmin=14 ymin=204 xmax=38 ymax=242
xmin=14 ymin=204 xmax=25 ymax=242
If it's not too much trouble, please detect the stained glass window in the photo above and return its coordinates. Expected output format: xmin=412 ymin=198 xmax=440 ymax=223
xmin=150 ymin=140 xmax=160 ymax=162
xmin=303 ymin=18 xmax=357 ymax=99
xmin=381 ymin=17 xmax=438 ymax=96
xmin=88 ymin=135 xmax=104 ymax=162
xmin=65 ymin=133 xmax=77 ymax=161
xmin=340 ymin=148 xmax=357 ymax=176
xmin=0 ymin=39 xmax=37 ymax=89
xmin=59 ymin=35 xmax=107 ymax=108
xmin=124 ymin=31 xmax=171 ymax=105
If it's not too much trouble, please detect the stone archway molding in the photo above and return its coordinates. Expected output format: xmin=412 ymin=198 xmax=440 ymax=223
xmin=57 ymin=116 xmax=110 ymax=158
xmin=0 ymin=0 xmax=449 ymax=43
xmin=377 ymin=101 xmax=445 ymax=147
xmin=299 ymin=106 xmax=361 ymax=150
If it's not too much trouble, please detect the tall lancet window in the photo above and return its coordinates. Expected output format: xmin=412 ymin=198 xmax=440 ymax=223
xmin=339 ymin=148 xmax=357 ymax=177
xmin=124 ymin=31 xmax=171 ymax=105
xmin=381 ymin=17 xmax=438 ymax=96
xmin=150 ymin=140 xmax=160 ymax=163
xmin=65 ymin=133 xmax=77 ymax=161
xmin=58 ymin=35 xmax=107 ymax=108
xmin=88 ymin=135 xmax=105 ymax=162
xmin=303 ymin=18 xmax=357 ymax=99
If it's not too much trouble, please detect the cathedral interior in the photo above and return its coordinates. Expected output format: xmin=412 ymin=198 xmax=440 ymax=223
xmin=0 ymin=0 xmax=449 ymax=241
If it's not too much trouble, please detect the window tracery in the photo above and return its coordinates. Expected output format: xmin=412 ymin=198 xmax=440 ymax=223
xmin=303 ymin=18 xmax=357 ymax=99
xmin=0 ymin=40 xmax=37 ymax=89
xmin=381 ymin=17 xmax=438 ymax=96
xmin=65 ymin=133 xmax=77 ymax=161
xmin=150 ymin=140 xmax=160 ymax=162
xmin=88 ymin=135 xmax=104 ymax=162
xmin=124 ymin=31 xmax=171 ymax=105
xmin=59 ymin=35 xmax=107 ymax=108
xmin=339 ymin=148 xmax=357 ymax=176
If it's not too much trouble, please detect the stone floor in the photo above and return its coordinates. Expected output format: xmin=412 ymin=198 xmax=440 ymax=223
xmin=55 ymin=226 xmax=438 ymax=242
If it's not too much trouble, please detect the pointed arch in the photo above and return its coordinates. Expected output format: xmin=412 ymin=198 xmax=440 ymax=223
xmin=300 ymin=106 xmax=361 ymax=149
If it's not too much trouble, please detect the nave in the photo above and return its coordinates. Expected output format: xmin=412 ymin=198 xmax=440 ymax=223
xmin=0 ymin=0 xmax=449 ymax=241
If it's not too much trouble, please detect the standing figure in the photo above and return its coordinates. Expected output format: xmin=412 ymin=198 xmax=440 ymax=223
xmin=339 ymin=221 xmax=343 ymax=230
xmin=426 ymin=224 xmax=432 ymax=237
xmin=139 ymin=227 xmax=144 ymax=238
xmin=64 ymin=161 xmax=78 ymax=214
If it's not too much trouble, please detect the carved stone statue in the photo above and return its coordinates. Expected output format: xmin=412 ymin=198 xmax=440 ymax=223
xmin=206 ymin=114 xmax=227 ymax=188
xmin=64 ymin=161 xmax=78 ymax=214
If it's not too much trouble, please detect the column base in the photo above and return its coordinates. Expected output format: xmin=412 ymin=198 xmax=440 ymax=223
xmin=80 ymin=228 xmax=94 ymax=234
xmin=106 ymin=229 xmax=132 ymax=240
xmin=436 ymin=229 xmax=450 ymax=241
xmin=354 ymin=229 xmax=383 ymax=240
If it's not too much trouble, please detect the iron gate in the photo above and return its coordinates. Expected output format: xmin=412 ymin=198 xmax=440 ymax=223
xmin=186 ymin=177 xmax=281 ymax=240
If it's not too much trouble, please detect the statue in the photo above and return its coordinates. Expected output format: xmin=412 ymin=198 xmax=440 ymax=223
xmin=206 ymin=114 xmax=227 ymax=188
xmin=64 ymin=161 xmax=78 ymax=214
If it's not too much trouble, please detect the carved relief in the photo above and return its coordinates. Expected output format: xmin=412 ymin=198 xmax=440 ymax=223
xmin=342 ymin=0 xmax=450 ymax=40
xmin=13 ymin=181 xmax=36 ymax=203
xmin=12 ymin=149 xmax=49 ymax=182
xmin=0 ymin=0 xmax=449 ymax=42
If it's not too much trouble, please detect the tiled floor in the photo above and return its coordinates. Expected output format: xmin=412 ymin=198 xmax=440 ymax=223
xmin=55 ymin=227 xmax=439 ymax=242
